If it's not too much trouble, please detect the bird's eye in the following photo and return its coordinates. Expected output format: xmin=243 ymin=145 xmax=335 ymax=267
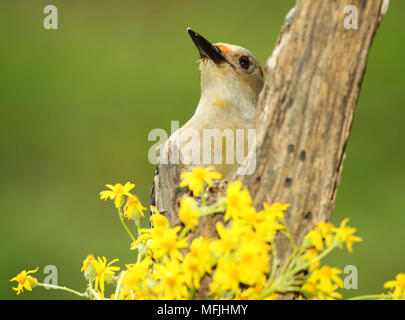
xmin=239 ymin=56 xmax=251 ymax=70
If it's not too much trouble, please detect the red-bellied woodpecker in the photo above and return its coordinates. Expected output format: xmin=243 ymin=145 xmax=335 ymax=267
xmin=150 ymin=28 xmax=264 ymax=215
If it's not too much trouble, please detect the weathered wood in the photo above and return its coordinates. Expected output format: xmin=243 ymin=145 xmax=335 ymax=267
xmin=238 ymin=0 xmax=388 ymax=265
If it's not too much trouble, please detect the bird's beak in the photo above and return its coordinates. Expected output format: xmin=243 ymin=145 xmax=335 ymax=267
xmin=187 ymin=28 xmax=227 ymax=64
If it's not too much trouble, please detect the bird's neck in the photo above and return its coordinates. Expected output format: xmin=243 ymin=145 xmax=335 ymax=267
xmin=194 ymin=84 xmax=258 ymax=123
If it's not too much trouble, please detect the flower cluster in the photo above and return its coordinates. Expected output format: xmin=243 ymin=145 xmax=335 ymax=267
xmin=299 ymin=219 xmax=363 ymax=299
xmin=10 ymin=166 xmax=404 ymax=300
xmin=100 ymin=182 xmax=146 ymax=220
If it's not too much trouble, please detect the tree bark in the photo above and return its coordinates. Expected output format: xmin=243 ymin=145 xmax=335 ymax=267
xmin=237 ymin=0 xmax=388 ymax=266
xmin=154 ymin=0 xmax=388 ymax=298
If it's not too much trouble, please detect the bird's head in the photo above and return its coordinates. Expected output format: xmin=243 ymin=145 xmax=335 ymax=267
xmin=187 ymin=28 xmax=264 ymax=109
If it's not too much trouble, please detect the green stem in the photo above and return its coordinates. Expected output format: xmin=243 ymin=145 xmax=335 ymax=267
xmin=279 ymin=245 xmax=304 ymax=279
xmin=114 ymin=271 xmax=126 ymax=300
xmin=200 ymin=182 xmax=206 ymax=207
xmin=179 ymin=224 xmax=192 ymax=240
xmin=36 ymin=282 xmax=87 ymax=298
xmin=136 ymin=249 xmax=143 ymax=263
xmin=134 ymin=218 xmax=140 ymax=238
xmin=286 ymin=244 xmax=337 ymax=279
xmin=259 ymin=244 xmax=337 ymax=299
xmin=268 ymin=240 xmax=278 ymax=285
xmin=259 ymin=286 xmax=277 ymax=298
xmin=178 ymin=201 xmax=225 ymax=241
xmin=87 ymin=287 xmax=103 ymax=300
xmin=117 ymin=207 xmax=136 ymax=242
xmin=189 ymin=286 xmax=196 ymax=299
xmin=85 ymin=280 xmax=103 ymax=300
xmin=281 ymin=229 xmax=297 ymax=251
xmin=201 ymin=202 xmax=225 ymax=216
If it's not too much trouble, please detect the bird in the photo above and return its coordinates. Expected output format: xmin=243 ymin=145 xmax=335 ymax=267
xmin=150 ymin=28 xmax=264 ymax=215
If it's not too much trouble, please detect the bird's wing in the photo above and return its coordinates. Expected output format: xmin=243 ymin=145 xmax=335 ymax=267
xmin=150 ymin=167 xmax=157 ymax=208
xmin=149 ymin=167 xmax=159 ymax=226
xmin=149 ymin=140 xmax=181 ymax=227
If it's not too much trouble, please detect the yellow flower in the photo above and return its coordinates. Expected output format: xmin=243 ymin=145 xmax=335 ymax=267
xmin=134 ymin=207 xmax=171 ymax=252
xmin=236 ymin=206 xmax=258 ymax=227
xmin=210 ymin=258 xmax=241 ymax=297
xmin=81 ymin=254 xmax=95 ymax=272
xmin=302 ymin=265 xmax=343 ymax=300
xmin=236 ymin=281 xmax=272 ymax=300
xmin=262 ymin=202 xmax=289 ymax=220
xmin=92 ymin=256 xmax=120 ymax=297
xmin=10 ymin=267 xmax=39 ymax=295
xmin=124 ymin=195 xmax=146 ymax=220
xmin=235 ymin=240 xmax=270 ymax=286
xmin=224 ymin=181 xmax=252 ymax=221
xmin=304 ymin=228 xmax=324 ymax=251
xmin=182 ymin=237 xmax=213 ymax=289
xmin=148 ymin=226 xmax=188 ymax=261
xmin=149 ymin=206 xmax=170 ymax=230
xmin=120 ymin=258 xmax=153 ymax=299
xmin=178 ymin=197 xmax=201 ymax=229
xmin=154 ymin=258 xmax=188 ymax=299
xmin=81 ymin=254 xmax=97 ymax=281
xmin=264 ymin=293 xmax=279 ymax=300
xmin=303 ymin=248 xmax=320 ymax=272
xmin=334 ymin=218 xmax=362 ymax=252
xmin=304 ymin=221 xmax=339 ymax=251
xmin=212 ymin=222 xmax=245 ymax=255
xmin=125 ymin=259 xmax=152 ymax=284
xmin=254 ymin=205 xmax=286 ymax=243
xmin=384 ymin=273 xmax=405 ymax=300
xmin=100 ymin=182 xmax=135 ymax=208
xmin=134 ymin=278 xmax=159 ymax=300
xmin=180 ymin=166 xmax=221 ymax=196
xmin=314 ymin=222 xmax=335 ymax=248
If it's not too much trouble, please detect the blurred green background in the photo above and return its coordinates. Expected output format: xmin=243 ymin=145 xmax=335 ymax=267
xmin=0 ymin=0 xmax=404 ymax=299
